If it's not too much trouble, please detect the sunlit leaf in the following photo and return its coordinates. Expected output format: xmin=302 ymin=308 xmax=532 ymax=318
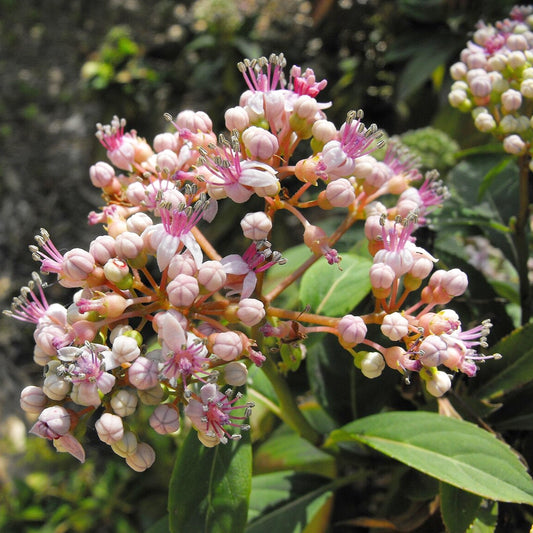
xmin=325 ymin=411 xmax=533 ymax=504
xmin=440 ymin=482 xmax=482 ymax=533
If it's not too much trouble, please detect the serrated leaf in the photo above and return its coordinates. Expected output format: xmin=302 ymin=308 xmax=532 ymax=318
xmin=299 ymin=254 xmax=372 ymax=317
xmin=324 ymin=411 xmax=533 ymax=504
xmin=246 ymin=471 xmax=333 ymax=533
xmin=440 ymin=482 xmax=482 ymax=533
xmin=168 ymin=428 xmax=252 ymax=533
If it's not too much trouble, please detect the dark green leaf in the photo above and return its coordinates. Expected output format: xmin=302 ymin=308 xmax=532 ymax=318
xmin=468 ymin=501 xmax=498 ymax=533
xmin=440 ymin=482 xmax=482 ymax=533
xmin=299 ymin=253 xmax=372 ymax=317
xmin=168 ymin=428 xmax=252 ymax=533
xmin=477 ymin=156 xmax=513 ymax=201
xmin=246 ymin=471 xmax=333 ymax=533
xmin=325 ymin=411 xmax=533 ymax=504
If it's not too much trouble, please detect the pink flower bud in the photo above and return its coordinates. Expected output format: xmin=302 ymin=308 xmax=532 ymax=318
xmin=325 ymin=178 xmax=356 ymax=207
xmin=360 ymin=352 xmax=386 ymax=378
xmin=111 ymin=389 xmax=138 ymax=417
xmin=95 ymin=412 xmax=124 ymax=444
xmin=469 ymin=75 xmax=492 ymax=97
xmin=501 ymin=89 xmax=522 ymax=112
xmin=149 ymin=404 xmax=180 ymax=435
xmin=126 ymin=442 xmax=156 ymax=472
xmin=198 ymin=260 xmax=227 ymax=291
xmin=126 ymin=181 xmax=147 ymax=206
xmin=176 ymin=110 xmax=212 ymax=132
xmin=425 ymin=371 xmax=452 ymax=397
xmin=237 ymin=298 xmax=265 ymax=326
xmin=167 ymin=274 xmax=199 ymax=307
xmin=240 ymin=212 xmax=272 ymax=240
xmin=225 ymin=106 xmax=250 ymax=131
xmin=62 ymin=248 xmax=95 ymax=282
xmin=115 ymin=231 xmax=144 ymax=260
xmin=312 ymin=120 xmax=337 ymax=144
xmin=156 ymin=149 xmax=180 ymax=175
xmin=168 ymin=252 xmax=198 ymax=278
xmin=242 ymin=126 xmax=279 ymax=160
xmin=381 ymin=312 xmax=409 ymax=341
xmin=293 ymin=95 xmax=319 ymax=120
xmin=337 ymin=314 xmax=367 ymax=347
xmin=20 ymin=386 xmax=47 ymax=414
xmin=442 ymin=268 xmax=468 ymax=297
xmin=224 ymin=361 xmax=248 ymax=386
xmin=369 ymin=262 xmax=395 ymax=289
xmin=111 ymin=431 xmax=138 ymax=457
xmin=89 ymin=161 xmax=115 ymax=188
xmin=507 ymin=34 xmax=528 ymax=51
xmin=128 ymin=357 xmax=159 ymax=390
xmin=410 ymin=256 xmax=434 ymax=279
xmin=90 ymin=235 xmax=117 ymax=265
xmin=34 ymin=345 xmax=52 ymax=366
xmin=153 ymin=132 xmax=178 ymax=152
xmin=126 ymin=212 xmax=153 ymax=235
xmin=112 ymin=335 xmax=141 ymax=364
xmin=419 ymin=335 xmax=449 ymax=367
xmin=30 ymin=406 xmax=70 ymax=439
xmin=211 ymin=331 xmax=243 ymax=361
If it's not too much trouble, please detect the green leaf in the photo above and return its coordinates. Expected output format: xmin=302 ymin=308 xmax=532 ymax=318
xmin=246 ymin=471 xmax=333 ymax=533
xmin=254 ymin=424 xmax=336 ymax=478
xmin=474 ymin=323 xmax=533 ymax=399
xmin=145 ymin=515 xmax=169 ymax=533
xmin=324 ymin=411 xmax=533 ymax=504
xmin=477 ymin=156 xmax=514 ymax=201
xmin=440 ymin=482 xmax=482 ymax=533
xmin=467 ymin=501 xmax=498 ymax=533
xmin=299 ymin=253 xmax=372 ymax=317
xmin=168 ymin=428 xmax=252 ymax=533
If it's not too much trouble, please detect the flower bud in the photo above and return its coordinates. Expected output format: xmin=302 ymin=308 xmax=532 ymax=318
xmin=149 ymin=404 xmax=180 ymax=435
xmin=425 ymin=371 xmax=452 ymax=397
xmin=103 ymin=258 xmax=130 ymax=285
xmin=89 ymin=235 xmax=117 ymax=265
xmin=156 ymin=149 xmax=180 ymax=175
xmin=126 ymin=212 xmax=153 ymax=235
xmin=176 ymin=109 xmax=212 ymax=133
xmin=20 ymin=386 xmax=47 ymax=414
xmin=240 ymin=212 xmax=272 ymax=241
xmin=126 ymin=442 xmax=156 ymax=472
xmin=197 ymin=260 xmax=227 ymax=291
xmin=111 ymin=431 xmax=138 ymax=457
xmin=112 ymin=335 xmax=141 ymax=364
xmin=474 ymin=112 xmax=496 ymax=132
xmin=225 ymin=106 xmax=250 ymax=131
xmin=43 ymin=373 xmax=71 ymax=401
xmin=30 ymin=406 xmax=70 ymax=439
xmin=449 ymin=62 xmax=467 ymax=80
xmin=137 ymin=384 xmax=165 ymax=405
xmin=381 ymin=312 xmax=409 ymax=341
xmin=210 ymin=331 xmax=243 ymax=361
xmin=311 ymin=119 xmax=337 ymax=144
xmin=167 ymin=274 xmax=199 ymax=307
xmin=237 ymin=298 xmax=265 ymax=326
xmin=337 ymin=314 xmax=367 ymax=347
xmin=115 ymin=231 xmax=144 ymax=260
xmin=153 ymin=132 xmax=178 ymax=152
xmin=128 ymin=357 xmax=159 ymax=390
xmin=224 ymin=361 xmax=248 ymax=386
xmin=62 ymin=248 xmax=95 ymax=282
xmin=360 ymin=352 xmax=386 ymax=379
xmin=419 ymin=335 xmax=448 ymax=367
xmin=503 ymin=134 xmax=527 ymax=155
xmin=325 ymin=178 xmax=356 ymax=207
xmin=442 ymin=268 xmax=468 ymax=297
xmin=501 ymin=89 xmax=522 ymax=112
xmin=90 ymin=161 xmax=116 ymax=188
xmin=111 ymin=389 xmax=138 ymax=417
xmin=95 ymin=413 xmax=124 ymax=444
xmin=242 ymin=126 xmax=279 ymax=160
xmin=168 ymin=252 xmax=197 ymax=278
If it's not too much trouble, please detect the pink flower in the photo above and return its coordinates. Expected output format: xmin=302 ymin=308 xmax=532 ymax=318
xmin=221 ymin=241 xmax=285 ymax=298
xmin=184 ymin=383 xmax=253 ymax=444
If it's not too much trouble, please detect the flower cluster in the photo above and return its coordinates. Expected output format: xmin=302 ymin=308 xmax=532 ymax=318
xmin=8 ymin=53 xmax=499 ymax=469
xmin=448 ymin=5 xmax=533 ymax=166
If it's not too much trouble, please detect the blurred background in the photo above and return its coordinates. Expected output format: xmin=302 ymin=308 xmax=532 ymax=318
xmin=0 ymin=0 xmax=517 ymax=530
